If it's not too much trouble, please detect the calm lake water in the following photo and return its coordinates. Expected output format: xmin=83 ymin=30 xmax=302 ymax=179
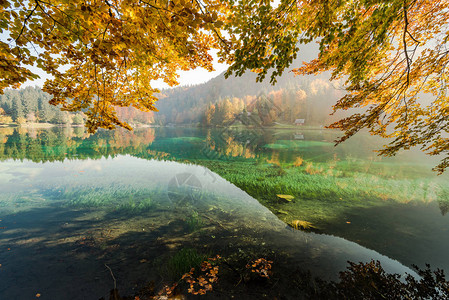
xmin=0 ymin=126 xmax=447 ymax=299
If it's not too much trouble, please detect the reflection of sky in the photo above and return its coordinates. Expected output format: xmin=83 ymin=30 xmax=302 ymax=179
xmin=71 ymin=160 xmax=103 ymax=172
xmin=0 ymin=156 xmax=235 ymax=197
xmin=0 ymin=160 xmax=44 ymax=191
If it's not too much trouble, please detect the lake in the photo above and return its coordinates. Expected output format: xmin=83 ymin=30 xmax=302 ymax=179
xmin=0 ymin=126 xmax=448 ymax=299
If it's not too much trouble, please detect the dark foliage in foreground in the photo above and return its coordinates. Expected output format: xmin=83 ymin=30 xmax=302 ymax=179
xmin=298 ymin=260 xmax=449 ymax=300
xmin=102 ymin=259 xmax=449 ymax=299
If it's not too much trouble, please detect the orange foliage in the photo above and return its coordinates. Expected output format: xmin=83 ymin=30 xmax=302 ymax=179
xmin=245 ymin=258 xmax=273 ymax=279
xmin=181 ymin=255 xmax=220 ymax=296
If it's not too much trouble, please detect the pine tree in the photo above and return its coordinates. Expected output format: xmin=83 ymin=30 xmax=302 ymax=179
xmin=11 ymin=95 xmax=24 ymax=122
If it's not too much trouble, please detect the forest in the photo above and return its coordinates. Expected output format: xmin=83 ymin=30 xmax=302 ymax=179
xmin=0 ymin=70 xmax=342 ymax=129
xmin=0 ymin=87 xmax=83 ymax=125
xmin=0 ymin=86 xmax=154 ymax=127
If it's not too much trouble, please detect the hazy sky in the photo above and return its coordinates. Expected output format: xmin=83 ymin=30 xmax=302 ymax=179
xmin=22 ymin=52 xmax=228 ymax=90
xmin=152 ymin=56 xmax=228 ymax=89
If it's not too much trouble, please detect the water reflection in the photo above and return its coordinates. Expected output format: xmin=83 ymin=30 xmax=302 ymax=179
xmin=1 ymin=126 xmax=442 ymax=168
xmin=0 ymin=126 xmax=448 ymax=297
xmin=440 ymin=200 xmax=449 ymax=216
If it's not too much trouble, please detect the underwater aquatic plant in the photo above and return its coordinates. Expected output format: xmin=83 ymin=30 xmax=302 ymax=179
xmin=119 ymin=197 xmax=154 ymax=213
xmin=167 ymin=248 xmax=210 ymax=279
xmin=185 ymin=211 xmax=204 ymax=233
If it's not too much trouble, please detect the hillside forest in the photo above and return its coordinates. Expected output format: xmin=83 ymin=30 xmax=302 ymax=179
xmin=0 ymin=71 xmax=342 ymax=128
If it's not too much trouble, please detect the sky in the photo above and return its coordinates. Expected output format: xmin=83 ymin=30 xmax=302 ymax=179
xmin=151 ymin=56 xmax=228 ymax=89
xmin=22 ymin=52 xmax=229 ymax=90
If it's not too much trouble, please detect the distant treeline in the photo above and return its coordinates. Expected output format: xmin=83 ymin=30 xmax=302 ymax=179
xmin=0 ymin=86 xmax=154 ymax=126
xmin=201 ymin=87 xmax=333 ymax=127
xmin=0 ymin=87 xmax=83 ymax=125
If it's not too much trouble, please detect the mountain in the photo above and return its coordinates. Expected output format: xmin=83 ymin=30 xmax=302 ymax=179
xmin=154 ymin=69 xmax=344 ymax=126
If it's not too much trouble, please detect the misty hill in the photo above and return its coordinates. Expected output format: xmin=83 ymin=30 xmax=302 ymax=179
xmin=152 ymin=43 xmax=347 ymax=126
xmin=154 ymin=66 xmax=344 ymax=126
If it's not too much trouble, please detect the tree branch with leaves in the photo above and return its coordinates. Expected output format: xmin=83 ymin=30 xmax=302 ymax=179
xmin=0 ymin=0 xmax=228 ymax=132
xmin=225 ymin=0 xmax=449 ymax=173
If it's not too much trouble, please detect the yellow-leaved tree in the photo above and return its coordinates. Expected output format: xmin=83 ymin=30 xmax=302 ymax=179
xmin=0 ymin=0 xmax=228 ymax=131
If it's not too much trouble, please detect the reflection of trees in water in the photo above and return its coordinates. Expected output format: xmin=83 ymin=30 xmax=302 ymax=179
xmin=0 ymin=127 xmax=446 ymax=187
xmin=0 ymin=127 xmax=155 ymax=162
xmin=439 ymin=201 xmax=449 ymax=216
xmin=0 ymin=126 xmax=281 ymax=163
xmin=203 ymin=128 xmax=283 ymax=161
xmin=202 ymin=129 xmax=264 ymax=160
xmin=437 ymin=188 xmax=449 ymax=216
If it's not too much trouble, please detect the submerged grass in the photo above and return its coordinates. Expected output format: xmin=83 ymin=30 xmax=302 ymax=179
xmin=194 ymin=159 xmax=449 ymax=226
xmin=0 ymin=193 xmax=46 ymax=213
xmin=185 ymin=211 xmax=204 ymax=233
xmin=166 ymin=248 xmax=210 ymax=279
xmin=118 ymin=197 xmax=154 ymax=212
xmin=54 ymin=185 xmax=164 ymax=212
xmin=201 ymin=161 xmax=440 ymax=204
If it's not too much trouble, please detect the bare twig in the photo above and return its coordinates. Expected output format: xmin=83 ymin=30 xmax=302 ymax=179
xmin=104 ymin=263 xmax=117 ymax=289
